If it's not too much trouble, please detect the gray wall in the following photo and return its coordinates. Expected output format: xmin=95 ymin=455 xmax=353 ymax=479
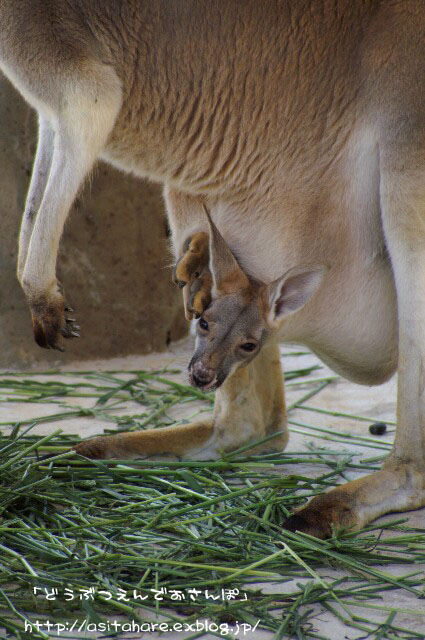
xmin=0 ymin=77 xmax=187 ymax=369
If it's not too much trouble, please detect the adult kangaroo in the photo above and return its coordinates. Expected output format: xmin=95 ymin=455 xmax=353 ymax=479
xmin=1 ymin=0 xmax=424 ymax=538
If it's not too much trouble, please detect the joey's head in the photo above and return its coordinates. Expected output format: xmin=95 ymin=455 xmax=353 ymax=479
xmin=188 ymin=208 xmax=327 ymax=391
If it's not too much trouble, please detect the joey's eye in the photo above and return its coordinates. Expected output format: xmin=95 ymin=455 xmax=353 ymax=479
xmin=240 ymin=342 xmax=257 ymax=352
xmin=199 ymin=318 xmax=209 ymax=331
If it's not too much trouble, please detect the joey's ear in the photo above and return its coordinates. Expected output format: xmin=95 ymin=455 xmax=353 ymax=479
xmin=267 ymin=265 xmax=328 ymax=325
xmin=202 ymin=204 xmax=249 ymax=294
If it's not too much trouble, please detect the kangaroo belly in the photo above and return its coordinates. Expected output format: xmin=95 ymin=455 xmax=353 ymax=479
xmin=280 ymin=255 xmax=398 ymax=385
xmin=285 ymin=131 xmax=398 ymax=385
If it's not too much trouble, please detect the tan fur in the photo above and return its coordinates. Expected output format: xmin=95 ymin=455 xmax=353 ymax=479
xmin=1 ymin=0 xmax=425 ymax=536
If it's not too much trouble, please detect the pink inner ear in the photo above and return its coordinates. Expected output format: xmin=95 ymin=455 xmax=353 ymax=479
xmin=275 ymin=281 xmax=307 ymax=315
xmin=272 ymin=269 xmax=325 ymax=318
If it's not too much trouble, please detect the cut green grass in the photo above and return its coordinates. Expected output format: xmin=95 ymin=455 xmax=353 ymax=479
xmin=0 ymin=361 xmax=423 ymax=639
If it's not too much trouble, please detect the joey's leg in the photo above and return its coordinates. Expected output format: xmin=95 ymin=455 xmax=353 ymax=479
xmin=73 ymin=421 xmax=215 ymax=460
xmin=74 ymin=340 xmax=288 ymax=459
xmin=165 ymin=187 xmax=212 ymax=319
xmin=17 ymin=115 xmax=54 ymax=282
xmin=284 ymin=155 xmax=425 ymax=538
xmin=22 ymin=72 xmax=121 ymax=350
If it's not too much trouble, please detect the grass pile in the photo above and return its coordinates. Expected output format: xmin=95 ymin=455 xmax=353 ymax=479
xmin=0 ymin=361 xmax=424 ymax=639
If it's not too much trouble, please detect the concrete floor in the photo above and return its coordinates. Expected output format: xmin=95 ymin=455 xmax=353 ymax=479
xmin=2 ymin=337 xmax=425 ymax=639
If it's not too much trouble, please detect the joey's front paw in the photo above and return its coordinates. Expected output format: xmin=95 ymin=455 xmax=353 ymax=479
xmin=173 ymin=231 xmax=212 ymax=319
xmin=186 ymin=271 xmax=213 ymax=317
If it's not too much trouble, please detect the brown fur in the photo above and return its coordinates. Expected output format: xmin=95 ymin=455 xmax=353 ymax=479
xmin=1 ymin=0 xmax=425 ymax=537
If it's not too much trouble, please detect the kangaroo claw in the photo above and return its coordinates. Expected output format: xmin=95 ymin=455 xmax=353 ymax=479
xmin=174 ymin=231 xmax=212 ymax=317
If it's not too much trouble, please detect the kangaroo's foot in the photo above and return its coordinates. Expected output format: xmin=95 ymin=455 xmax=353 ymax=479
xmin=283 ymin=464 xmax=425 ymax=539
xmin=172 ymin=231 xmax=212 ymax=319
xmin=283 ymin=489 xmax=357 ymax=539
xmin=29 ymin=284 xmax=79 ymax=351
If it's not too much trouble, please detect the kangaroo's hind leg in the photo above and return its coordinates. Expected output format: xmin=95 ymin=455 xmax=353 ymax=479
xmin=20 ymin=66 xmax=122 ymax=350
xmin=17 ymin=115 xmax=54 ymax=282
xmin=284 ymin=143 xmax=425 ymax=538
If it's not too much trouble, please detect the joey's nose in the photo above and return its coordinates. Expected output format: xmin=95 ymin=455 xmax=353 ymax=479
xmin=190 ymin=362 xmax=215 ymax=388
